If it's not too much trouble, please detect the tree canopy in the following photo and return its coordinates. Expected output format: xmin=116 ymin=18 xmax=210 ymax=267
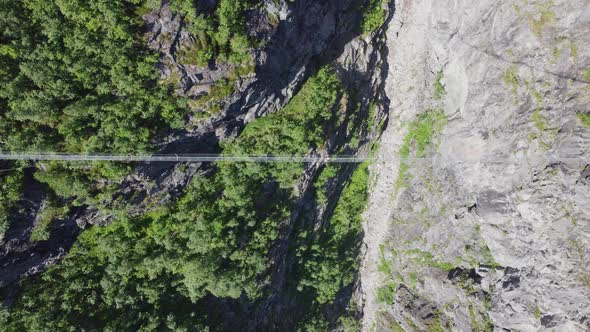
xmin=0 ymin=0 xmax=185 ymax=154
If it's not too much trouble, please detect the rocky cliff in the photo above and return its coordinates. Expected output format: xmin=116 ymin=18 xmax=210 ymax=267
xmin=1 ymin=0 xmax=589 ymax=331
xmin=360 ymin=0 xmax=590 ymax=330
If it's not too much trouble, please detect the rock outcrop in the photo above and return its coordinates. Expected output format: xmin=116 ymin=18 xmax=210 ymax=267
xmin=361 ymin=0 xmax=590 ymax=330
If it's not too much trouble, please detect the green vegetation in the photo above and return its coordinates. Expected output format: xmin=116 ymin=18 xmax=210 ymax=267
xmin=503 ymin=66 xmax=519 ymax=103
xmin=314 ymin=164 xmax=339 ymax=205
xmin=339 ymin=315 xmax=362 ymax=332
xmin=298 ymin=162 xmax=370 ymax=304
xmin=534 ymin=306 xmax=542 ymax=320
xmin=0 ymin=0 xmax=199 ymax=217
xmin=525 ymin=79 xmax=557 ymax=149
xmin=530 ymin=1 xmax=556 ymax=37
xmin=169 ymin=0 xmax=254 ymax=65
xmin=189 ymin=78 xmax=235 ymax=115
xmin=577 ymin=113 xmax=590 ymax=128
xmin=551 ymin=46 xmax=562 ymax=60
xmin=399 ymin=110 xmax=447 ymax=162
xmin=405 ymin=317 xmax=419 ymax=331
xmin=33 ymin=161 xmax=132 ymax=208
xmin=408 ymin=271 xmax=418 ymax=289
xmin=426 ymin=311 xmax=446 ymax=332
xmin=0 ymin=0 xmax=186 ymax=154
xmin=377 ymin=244 xmax=393 ymax=274
xmin=390 ymin=319 xmax=405 ymax=332
xmin=30 ymin=198 xmax=68 ymax=242
xmin=514 ymin=0 xmax=556 ymax=37
xmin=0 ymin=166 xmax=23 ymax=240
xmin=359 ymin=0 xmax=389 ymax=35
xmin=569 ymin=41 xmax=578 ymax=62
xmin=395 ymin=110 xmax=447 ymax=193
xmin=512 ymin=3 xmax=522 ymax=14
xmin=568 ymin=239 xmax=590 ymax=290
xmin=298 ymin=316 xmax=330 ymax=332
xmin=433 ymin=71 xmax=446 ymax=100
xmin=585 ymin=68 xmax=590 ymax=82
xmin=468 ymin=299 xmax=493 ymax=332
xmin=1 ymin=1 xmax=374 ymax=329
xmin=376 ymin=281 xmax=397 ymax=305
xmin=531 ymin=110 xmax=548 ymax=132
xmin=0 ymin=0 xmax=260 ymax=212
xmin=3 ymin=68 xmax=348 ymax=330
xmin=481 ymin=244 xmax=499 ymax=268
xmin=404 ymin=249 xmax=455 ymax=272
xmin=469 ymin=305 xmax=479 ymax=331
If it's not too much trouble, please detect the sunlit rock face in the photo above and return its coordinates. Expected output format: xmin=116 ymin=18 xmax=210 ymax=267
xmin=360 ymin=0 xmax=590 ymax=330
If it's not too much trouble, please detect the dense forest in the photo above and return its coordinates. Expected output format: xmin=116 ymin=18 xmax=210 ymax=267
xmin=0 ymin=0 xmax=264 ymax=235
xmin=0 ymin=0 xmax=388 ymax=330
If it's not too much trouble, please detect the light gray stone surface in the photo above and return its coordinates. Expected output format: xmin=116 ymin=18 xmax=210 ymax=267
xmin=361 ymin=0 xmax=590 ymax=330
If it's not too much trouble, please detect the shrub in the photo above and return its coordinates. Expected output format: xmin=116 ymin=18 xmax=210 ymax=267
xmin=360 ymin=0 xmax=389 ymax=35
xmin=0 ymin=168 xmax=23 ymax=241
xmin=30 ymin=200 xmax=67 ymax=242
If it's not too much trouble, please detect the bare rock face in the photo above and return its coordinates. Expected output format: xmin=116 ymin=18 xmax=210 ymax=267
xmin=361 ymin=0 xmax=590 ymax=331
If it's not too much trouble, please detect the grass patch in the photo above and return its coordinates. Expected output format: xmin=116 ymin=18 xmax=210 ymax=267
xmin=481 ymin=244 xmax=500 ymax=268
xmin=584 ymin=68 xmax=590 ymax=82
xmin=513 ymin=3 xmax=522 ymax=14
xmin=393 ymin=162 xmax=410 ymax=195
xmin=161 ymin=69 xmax=182 ymax=89
xmin=577 ymin=113 xmax=590 ymax=128
xmin=426 ymin=310 xmax=446 ymax=332
xmin=530 ymin=1 xmax=556 ymax=37
xmin=569 ymin=239 xmax=590 ymax=290
xmin=405 ymin=248 xmax=456 ymax=272
xmin=189 ymin=62 xmax=255 ymax=117
xmin=390 ymin=319 xmax=405 ymax=332
xmin=399 ymin=110 xmax=447 ymax=159
xmin=408 ymin=272 xmax=418 ymax=289
xmin=377 ymin=244 xmax=393 ymax=274
xmin=534 ymin=306 xmax=542 ymax=320
xmin=503 ymin=66 xmax=519 ymax=103
xmin=433 ymin=71 xmax=446 ymax=100
xmin=531 ymin=110 xmax=548 ymax=132
xmin=376 ymin=281 xmax=397 ymax=305
xmin=367 ymin=102 xmax=378 ymax=130
xmin=552 ymin=47 xmax=562 ymax=60
xmin=394 ymin=110 xmax=447 ymax=194
xmin=468 ymin=304 xmax=494 ymax=332
xmin=529 ymin=84 xmax=543 ymax=112
xmin=189 ymin=78 xmax=235 ymax=116
xmin=469 ymin=305 xmax=479 ymax=331
xmin=469 ymin=298 xmax=494 ymax=332
xmin=569 ymin=41 xmax=578 ymax=62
